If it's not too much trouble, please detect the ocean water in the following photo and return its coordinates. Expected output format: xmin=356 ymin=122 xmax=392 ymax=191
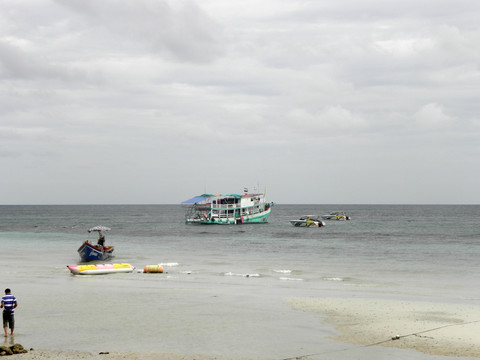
xmin=0 ymin=204 xmax=479 ymax=359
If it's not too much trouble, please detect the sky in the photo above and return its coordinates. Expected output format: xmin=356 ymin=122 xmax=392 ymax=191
xmin=1 ymin=0 xmax=479 ymax=205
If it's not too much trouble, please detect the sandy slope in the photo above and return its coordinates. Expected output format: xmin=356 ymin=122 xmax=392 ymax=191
xmin=287 ymin=297 xmax=480 ymax=358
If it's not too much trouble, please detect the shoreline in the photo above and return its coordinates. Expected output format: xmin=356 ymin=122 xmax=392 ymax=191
xmin=13 ymin=349 xmax=251 ymax=360
xmin=287 ymin=297 xmax=480 ymax=358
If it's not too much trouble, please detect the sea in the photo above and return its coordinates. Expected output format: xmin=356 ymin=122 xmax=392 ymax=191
xmin=0 ymin=204 xmax=479 ymax=360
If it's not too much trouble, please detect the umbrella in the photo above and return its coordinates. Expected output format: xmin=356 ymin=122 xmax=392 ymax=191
xmin=88 ymin=226 xmax=111 ymax=233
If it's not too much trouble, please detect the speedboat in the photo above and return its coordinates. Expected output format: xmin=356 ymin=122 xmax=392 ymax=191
xmin=290 ymin=215 xmax=326 ymax=227
xmin=321 ymin=211 xmax=351 ymax=221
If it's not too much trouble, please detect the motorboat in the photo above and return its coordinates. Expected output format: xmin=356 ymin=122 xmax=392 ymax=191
xmin=77 ymin=241 xmax=114 ymax=261
xmin=290 ymin=215 xmax=326 ymax=227
xmin=77 ymin=226 xmax=114 ymax=261
xmin=182 ymin=192 xmax=273 ymax=224
xmin=321 ymin=211 xmax=351 ymax=221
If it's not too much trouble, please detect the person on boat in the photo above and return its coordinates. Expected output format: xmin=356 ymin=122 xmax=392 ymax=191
xmin=97 ymin=233 xmax=105 ymax=248
xmin=1 ymin=288 xmax=17 ymax=337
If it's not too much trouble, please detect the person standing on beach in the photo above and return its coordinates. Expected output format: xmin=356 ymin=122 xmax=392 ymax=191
xmin=1 ymin=288 xmax=17 ymax=337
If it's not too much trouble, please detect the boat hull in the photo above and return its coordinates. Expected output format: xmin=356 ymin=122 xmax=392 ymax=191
xmin=67 ymin=263 xmax=135 ymax=275
xmin=290 ymin=220 xmax=325 ymax=227
xmin=77 ymin=241 xmax=114 ymax=261
xmin=186 ymin=207 xmax=272 ymax=225
xmin=289 ymin=215 xmax=326 ymax=227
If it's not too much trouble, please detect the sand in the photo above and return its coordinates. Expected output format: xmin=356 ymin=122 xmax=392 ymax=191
xmin=287 ymin=297 xmax=480 ymax=358
xmin=10 ymin=297 xmax=480 ymax=359
xmin=14 ymin=350 xmax=250 ymax=360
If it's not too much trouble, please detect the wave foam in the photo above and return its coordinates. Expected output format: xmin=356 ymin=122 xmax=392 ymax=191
xmin=159 ymin=262 xmax=179 ymax=267
xmin=274 ymin=269 xmax=292 ymax=274
xmin=280 ymin=277 xmax=303 ymax=281
xmin=224 ymin=272 xmax=260 ymax=277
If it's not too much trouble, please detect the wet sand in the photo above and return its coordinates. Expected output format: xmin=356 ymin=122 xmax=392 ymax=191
xmin=14 ymin=350 xmax=251 ymax=360
xmin=287 ymin=297 xmax=480 ymax=358
xmin=10 ymin=297 xmax=480 ymax=359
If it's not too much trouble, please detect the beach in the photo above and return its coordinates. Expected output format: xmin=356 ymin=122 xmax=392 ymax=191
xmin=288 ymin=298 xmax=480 ymax=358
xmin=9 ymin=297 xmax=480 ymax=360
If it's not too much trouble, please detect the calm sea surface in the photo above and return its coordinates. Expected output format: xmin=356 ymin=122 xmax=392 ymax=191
xmin=0 ymin=204 xmax=479 ymax=359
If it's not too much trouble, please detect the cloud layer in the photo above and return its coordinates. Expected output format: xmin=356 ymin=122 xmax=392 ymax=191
xmin=1 ymin=0 xmax=479 ymax=204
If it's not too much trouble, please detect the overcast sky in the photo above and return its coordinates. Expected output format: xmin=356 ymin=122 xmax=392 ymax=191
xmin=1 ymin=0 xmax=479 ymax=205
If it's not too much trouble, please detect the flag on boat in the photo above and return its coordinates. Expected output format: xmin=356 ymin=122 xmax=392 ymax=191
xmin=244 ymin=187 xmax=248 ymax=194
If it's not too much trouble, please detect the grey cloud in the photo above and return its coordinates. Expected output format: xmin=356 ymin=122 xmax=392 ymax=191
xmin=1 ymin=0 xmax=480 ymax=204
xmin=0 ymin=40 xmax=55 ymax=79
xmin=0 ymin=39 xmax=92 ymax=84
xmin=54 ymin=0 xmax=224 ymax=62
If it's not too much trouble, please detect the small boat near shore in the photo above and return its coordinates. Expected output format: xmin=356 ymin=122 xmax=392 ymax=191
xmin=77 ymin=226 xmax=114 ymax=261
xmin=182 ymin=192 xmax=273 ymax=225
xmin=321 ymin=211 xmax=351 ymax=221
xmin=67 ymin=263 xmax=135 ymax=275
xmin=290 ymin=215 xmax=326 ymax=227
xmin=77 ymin=241 xmax=114 ymax=261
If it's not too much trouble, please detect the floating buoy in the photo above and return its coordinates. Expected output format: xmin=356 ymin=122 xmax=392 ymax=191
xmin=143 ymin=264 xmax=164 ymax=273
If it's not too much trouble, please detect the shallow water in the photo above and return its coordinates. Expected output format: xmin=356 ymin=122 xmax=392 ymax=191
xmin=1 ymin=204 xmax=479 ymax=359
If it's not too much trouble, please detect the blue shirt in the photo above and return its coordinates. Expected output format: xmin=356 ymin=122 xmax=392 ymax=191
xmin=1 ymin=294 xmax=17 ymax=315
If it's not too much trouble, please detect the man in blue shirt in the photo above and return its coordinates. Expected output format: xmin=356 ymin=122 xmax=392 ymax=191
xmin=1 ymin=288 xmax=18 ymax=337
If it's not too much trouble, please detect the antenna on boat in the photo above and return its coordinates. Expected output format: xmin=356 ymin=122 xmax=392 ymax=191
xmin=253 ymin=181 xmax=261 ymax=194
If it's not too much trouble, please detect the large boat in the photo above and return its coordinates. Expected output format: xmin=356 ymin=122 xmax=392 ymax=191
xmin=77 ymin=226 xmax=114 ymax=261
xmin=321 ymin=211 xmax=351 ymax=221
xmin=182 ymin=193 xmax=273 ymax=224
xmin=290 ymin=215 xmax=326 ymax=227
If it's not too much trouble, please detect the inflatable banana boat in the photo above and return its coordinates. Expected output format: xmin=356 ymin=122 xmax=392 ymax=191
xmin=67 ymin=263 xmax=135 ymax=275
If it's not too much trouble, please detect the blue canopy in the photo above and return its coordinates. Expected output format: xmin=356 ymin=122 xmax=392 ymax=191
xmin=182 ymin=195 xmax=212 ymax=204
xmin=182 ymin=193 xmax=242 ymax=204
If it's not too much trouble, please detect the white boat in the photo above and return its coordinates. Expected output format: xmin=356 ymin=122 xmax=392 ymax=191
xmin=321 ymin=211 xmax=351 ymax=221
xmin=290 ymin=215 xmax=326 ymax=227
xmin=182 ymin=192 xmax=273 ymax=225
